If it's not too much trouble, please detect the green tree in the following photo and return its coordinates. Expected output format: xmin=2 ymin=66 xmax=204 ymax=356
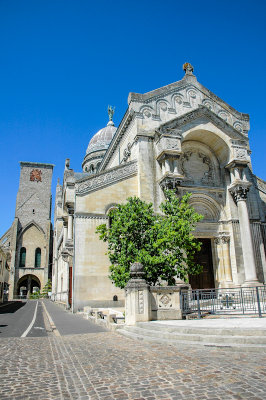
xmin=96 ymin=190 xmax=203 ymax=288
xmin=41 ymin=279 xmax=52 ymax=298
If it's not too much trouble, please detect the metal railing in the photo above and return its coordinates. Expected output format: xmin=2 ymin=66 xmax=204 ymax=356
xmin=181 ymin=286 xmax=266 ymax=318
xmin=13 ymin=295 xmax=27 ymax=300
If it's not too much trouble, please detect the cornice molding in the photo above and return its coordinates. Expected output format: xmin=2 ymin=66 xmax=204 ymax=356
xmin=20 ymin=161 xmax=54 ymax=169
xmin=158 ymin=105 xmax=248 ymax=141
xmin=100 ymin=109 xmax=135 ymax=170
xmin=76 ymin=160 xmax=138 ymax=195
xmin=75 ymin=212 xmax=108 ymax=220
xmin=128 ymin=76 xmax=249 ymax=122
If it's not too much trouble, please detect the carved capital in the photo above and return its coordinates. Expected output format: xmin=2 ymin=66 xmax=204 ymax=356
xmin=67 ymin=207 xmax=74 ymax=216
xmin=229 ymin=183 xmax=251 ymax=203
xmin=159 ymin=175 xmax=183 ymax=193
xmin=221 ymin=235 xmax=230 ymax=244
xmin=214 ymin=237 xmax=221 ymax=245
xmin=61 ymin=247 xmax=73 ymax=262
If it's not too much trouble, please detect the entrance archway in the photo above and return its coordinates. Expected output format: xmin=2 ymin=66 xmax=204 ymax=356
xmin=189 ymin=238 xmax=215 ymax=289
xmin=17 ymin=274 xmax=41 ymax=297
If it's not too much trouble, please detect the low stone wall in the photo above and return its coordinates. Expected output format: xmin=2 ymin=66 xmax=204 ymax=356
xmin=150 ymin=286 xmax=186 ymax=320
xmin=125 ymin=262 xmax=189 ymax=325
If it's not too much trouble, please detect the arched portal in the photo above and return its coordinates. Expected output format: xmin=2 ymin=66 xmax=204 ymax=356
xmin=188 ymin=194 xmax=224 ymax=289
xmin=17 ymin=274 xmax=41 ymax=297
xmin=189 ymin=238 xmax=215 ymax=289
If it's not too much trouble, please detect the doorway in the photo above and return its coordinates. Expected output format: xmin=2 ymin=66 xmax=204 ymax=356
xmin=189 ymin=238 xmax=215 ymax=289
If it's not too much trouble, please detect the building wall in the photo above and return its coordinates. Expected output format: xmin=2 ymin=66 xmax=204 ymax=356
xmin=73 ymin=174 xmax=138 ymax=311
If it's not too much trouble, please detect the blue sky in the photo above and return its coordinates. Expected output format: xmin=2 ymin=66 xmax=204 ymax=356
xmin=0 ymin=0 xmax=265 ymax=236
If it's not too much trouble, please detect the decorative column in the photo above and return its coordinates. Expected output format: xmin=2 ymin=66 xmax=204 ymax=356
xmin=165 ymin=158 xmax=171 ymax=173
xmin=67 ymin=213 xmax=73 ymax=241
xmin=214 ymin=237 xmax=225 ymax=285
xmin=229 ymin=183 xmax=261 ymax=286
xmin=63 ymin=221 xmax=68 ymax=247
xmin=161 ymin=161 xmax=166 ymax=175
xmin=221 ymin=235 xmax=233 ymax=286
xmin=173 ymin=155 xmax=183 ymax=176
xmin=53 ymin=257 xmax=58 ymax=296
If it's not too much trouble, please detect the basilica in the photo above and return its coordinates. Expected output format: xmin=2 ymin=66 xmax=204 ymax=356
xmin=2 ymin=63 xmax=265 ymax=310
xmin=50 ymin=63 xmax=266 ymax=312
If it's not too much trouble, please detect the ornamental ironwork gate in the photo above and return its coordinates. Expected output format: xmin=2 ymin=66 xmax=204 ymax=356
xmin=181 ymin=286 xmax=266 ymax=318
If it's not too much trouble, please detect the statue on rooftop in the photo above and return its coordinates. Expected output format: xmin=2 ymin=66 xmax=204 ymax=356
xmin=108 ymin=105 xmax=115 ymax=121
xmin=183 ymin=62 xmax=194 ymax=75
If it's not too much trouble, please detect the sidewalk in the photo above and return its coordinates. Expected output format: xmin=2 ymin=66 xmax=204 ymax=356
xmin=152 ymin=317 xmax=266 ymax=329
xmin=43 ymin=299 xmax=107 ymax=335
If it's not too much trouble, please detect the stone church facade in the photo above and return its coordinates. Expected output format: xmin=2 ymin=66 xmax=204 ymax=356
xmin=0 ymin=162 xmax=54 ymax=298
xmin=52 ymin=64 xmax=266 ymax=312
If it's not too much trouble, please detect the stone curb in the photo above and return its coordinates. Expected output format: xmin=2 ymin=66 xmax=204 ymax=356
xmin=42 ymin=301 xmax=61 ymax=336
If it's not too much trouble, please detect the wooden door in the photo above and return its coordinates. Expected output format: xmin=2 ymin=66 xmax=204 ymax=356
xmin=189 ymin=239 xmax=215 ymax=289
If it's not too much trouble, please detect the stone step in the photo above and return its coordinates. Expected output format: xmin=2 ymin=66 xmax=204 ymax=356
xmin=117 ymin=328 xmax=266 ymax=352
xmin=136 ymin=321 xmax=266 ymax=337
xmin=121 ymin=325 xmax=266 ymax=345
xmin=116 ymin=323 xmax=266 ymax=352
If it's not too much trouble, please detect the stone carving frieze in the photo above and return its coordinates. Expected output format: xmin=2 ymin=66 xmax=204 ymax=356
xmin=180 ymin=150 xmax=215 ymax=186
xmin=156 ymin=135 xmax=181 ymax=156
xmin=232 ymin=146 xmax=249 ymax=162
xmin=76 ymin=161 xmax=137 ymax=195
xmin=157 ymin=292 xmax=173 ymax=309
xmin=138 ymin=290 xmax=144 ymax=314
xmin=133 ymin=84 xmax=249 ymax=135
xmin=255 ymin=177 xmax=266 ymax=195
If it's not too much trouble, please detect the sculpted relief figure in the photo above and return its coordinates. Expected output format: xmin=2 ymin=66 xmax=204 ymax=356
xmin=180 ymin=151 xmax=215 ymax=186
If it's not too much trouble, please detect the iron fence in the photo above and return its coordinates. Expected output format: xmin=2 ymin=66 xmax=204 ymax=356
xmin=181 ymin=286 xmax=266 ymax=318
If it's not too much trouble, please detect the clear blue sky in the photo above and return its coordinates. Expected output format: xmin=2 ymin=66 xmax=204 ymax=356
xmin=0 ymin=0 xmax=265 ymax=236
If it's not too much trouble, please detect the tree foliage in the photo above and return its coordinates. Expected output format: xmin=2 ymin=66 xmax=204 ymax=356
xmin=96 ymin=190 xmax=203 ymax=288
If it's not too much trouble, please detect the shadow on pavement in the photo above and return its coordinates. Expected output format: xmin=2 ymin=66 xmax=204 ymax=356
xmin=0 ymin=301 xmax=26 ymax=314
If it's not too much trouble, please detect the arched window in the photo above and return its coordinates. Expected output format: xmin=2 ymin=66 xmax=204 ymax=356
xmin=35 ymin=248 xmax=41 ymax=268
xmin=89 ymin=164 xmax=95 ymax=174
xmin=19 ymin=247 xmax=26 ymax=268
xmin=106 ymin=206 xmax=118 ymax=228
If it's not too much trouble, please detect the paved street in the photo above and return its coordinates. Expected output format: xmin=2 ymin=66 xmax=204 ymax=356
xmin=0 ymin=300 xmax=47 ymax=338
xmin=0 ymin=301 xmax=266 ymax=400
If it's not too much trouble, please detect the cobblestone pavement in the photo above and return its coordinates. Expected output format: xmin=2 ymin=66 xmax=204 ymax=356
xmin=1 ymin=332 xmax=266 ymax=400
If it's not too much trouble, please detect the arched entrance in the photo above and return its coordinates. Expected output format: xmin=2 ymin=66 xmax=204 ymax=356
xmin=17 ymin=274 xmax=41 ymax=298
xmin=189 ymin=238 xmax=215 ymax=289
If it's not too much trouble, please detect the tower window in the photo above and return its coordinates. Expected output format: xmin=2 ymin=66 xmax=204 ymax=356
xmin=32 ymin=209 xmax=35 ymax=214
xmin=19 ymin=247 xmax=26 ymax=268
xmin=35 ymin=248 xmax=41 ymax=268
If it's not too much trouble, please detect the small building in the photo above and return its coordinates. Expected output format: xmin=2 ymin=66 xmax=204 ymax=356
xmin=50 ymin=64 xmax=265 ymax=311
xmin=0 ymin=162 xmax=54 ymax=299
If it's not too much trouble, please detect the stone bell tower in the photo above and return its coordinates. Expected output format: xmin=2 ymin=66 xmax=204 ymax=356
xmin=7 ymin=162 xmax=54 ymax=299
